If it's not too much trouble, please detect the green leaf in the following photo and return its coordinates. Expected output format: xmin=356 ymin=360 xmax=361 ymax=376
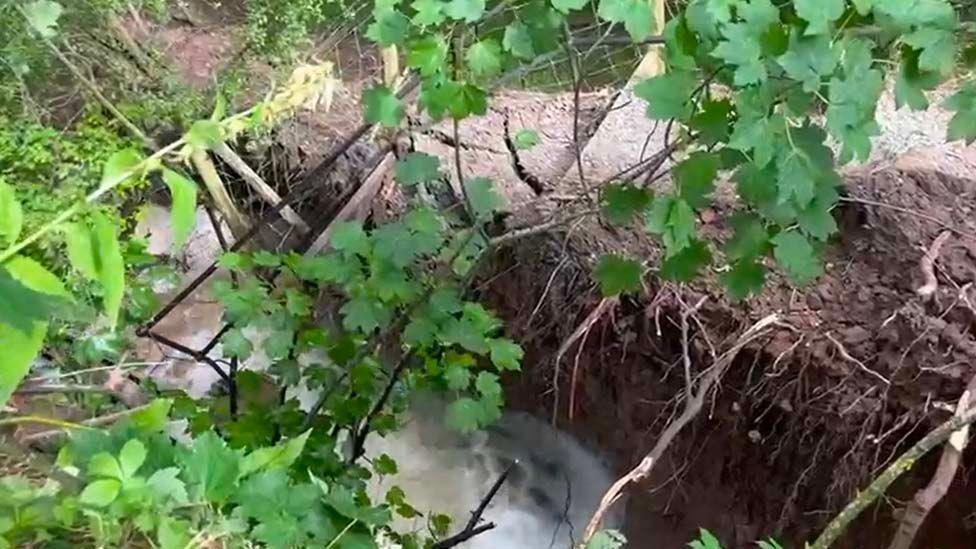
xmin=222 ymin=328 xmax=253 ymax=360
xmin=598 ymin=0 xmax=654 ymax=41
xmin=147 ymin=468 xmax=189 ymax=506
xmin=331 ymin=221 xmax=370 ymax=256
xmin=407 ymin=35 xmax=448 ymax=77
xmin=62 ymin=223 xmax=98 ymax=280
xmin=285 ymin=288 xmax=312 ymax=317
xmin=794 ymin=0 xmax=844 ymax=36
xmin=690 ymin=99 xmax=733 ymax=145
xmin=366 ymin=8 xmax=411 ymax=46
xmin=660 ymin=239 xmax=711 ymax=281
xmin=445 ymin=0 xmax=484 ymax=22
xmin=689 ymin=527 xmax=723 ymax=549
xmin=396 ymin=153 xmax=441 ymax=186
xmin=450 ymin=83 xmax=488 ymax=120
xmin=724 ymin=213 xmax=769 ymax=261
xmin=602 ymin=183 xmax=652 ymax=225
xmin=903 ymin=27 xmax=956 ymax=75
xmin=217 ymin=251 xmax=253 ymax=271
xmin=512 ymin=129 xmax=540 ymax=150
xmin=721 ymin=258 xmax=765 ymax=301
xmin=157 ymin=517 xmax=191 ymax=549
xmin=895 ymin=49 xmax=940 ymax=110
xmin=179 ymin=431 xmax=241 ymax=503
xmin=100 ymin=148 xmax=143 ymax=189
xmin=489 ymin=338 xmax=523 ymax=371
xmin=79 ymin=479 xmax=121 ymax=507
xmin=586 ymin=530 xmax=627 ymax=549
xmin=0 ymin=256 xmax=69 ymax=406
xmin=92 ymin=213 xmax=125 ymax=331
xmin=374 ymin=453 xmax=398 ymax=475
xmin=552 ymin=0 xmax=587 ymax=13
xmin=444 ymin=362 xmax=471 ymax=390
xmin=739 ymin=0 xmax=779 ymax=30
xmin=777 ymin=34 xmax=838 ymax=92
xmin=412 ymin=0 xmax=447 ymax=26
xmin=796 ymin=185 xmax=839 ymax=241
xmin=0 ymin=181 xmax=23 ymax=248
xmin=130 ymin=398 xmax=173 ymax=432
xmin=465 ymin=177 xmax=504 ymax=220
xmin=645 ymin=195 xmax=697 ymax=255
xmin=445 ymin=397 xmax=485 ymax=433
xmin=476 ymin=371 xmax=502 ymax=402
xmin=594 ymin=254 xmax=641 ymax=296
xmin=161 ymin=169 xmax=198 ymax=252
xmin=24 ymin=0 xmax=63 ymax=38
xmin=634 ymin=71 xmax=696 ymax=120
xmin=4 ymin=256 xmax=69 ymax=302
xmin=772 ymin=230 xmax=822 ymax=285
xmin=118 ymin=439 xmax=147 ymax=478
xmin=0 ymin=321 xmax=46 ymax=409
xmin=945 ymin=83 xmax=976 ymax=144
xmin=364 ymin=85 xmax=404 ymax=128
xmin=341 ymin=297 xmax=392 ymax=333
xmin=466 ymin=39 xmax=502 ymax=78
xmin=252 ymin=250 xmax=281 ymax=267
xmin=185 ymin=120 xmax=222 ymax=150
xmin=712 ymin=24 xmax=766 ymax=86
xmin=503 ymin=22 xmax=535 ymax=60
xmin=776 ymin=152 xmax=817 ymax=208
xmin=239 ymin=430 xmax=311 ymax=477
xmin=673 ymin=152 xmax=719 ymax=210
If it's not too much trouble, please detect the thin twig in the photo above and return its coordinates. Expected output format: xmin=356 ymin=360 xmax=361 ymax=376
xmin=431 ymin=464 xmax=514 ymax=549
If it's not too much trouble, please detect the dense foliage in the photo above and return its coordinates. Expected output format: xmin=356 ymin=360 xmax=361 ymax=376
xmin=1 ymin=0 xmax=975 ymax=547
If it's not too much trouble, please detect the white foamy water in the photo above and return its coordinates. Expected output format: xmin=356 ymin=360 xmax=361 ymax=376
xmin=365 ymin=401 xmax=622 ymax=548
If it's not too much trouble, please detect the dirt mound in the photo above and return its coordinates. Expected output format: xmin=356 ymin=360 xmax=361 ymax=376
xmin=474 ymin=142 xmax=976 ymax=548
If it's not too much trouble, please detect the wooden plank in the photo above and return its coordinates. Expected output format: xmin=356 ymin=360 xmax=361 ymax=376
xmin=304 ymin=152 xmax=395 ymax=255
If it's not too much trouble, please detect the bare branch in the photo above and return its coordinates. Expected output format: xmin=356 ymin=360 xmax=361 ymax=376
xmin=887 ymin=374 xmax=975 ymax=549
xmin=809 ymin=401 xmax=976 ymax=549
xmin=431 ymin=464 xmax=515 ymax=549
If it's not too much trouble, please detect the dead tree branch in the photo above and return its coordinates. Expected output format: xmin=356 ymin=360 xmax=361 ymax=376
xmin=809 ymin=401 xmax=976 ymax=549
xmin=431 ymin=464 xmax=514 ymax=549
xmin=887 ymin=374 xmax=975 ymax=549
xmin=212 ymin=142 xmax=310 ymax=233
xmin=581 ymin=313 xmax=780 ymax=544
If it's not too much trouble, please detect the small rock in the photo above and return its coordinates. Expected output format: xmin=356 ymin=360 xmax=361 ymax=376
xmin=842 ymin=326 xmax=871 ymax=345
xmin=806 ymin=292 xmax=823 ymax=310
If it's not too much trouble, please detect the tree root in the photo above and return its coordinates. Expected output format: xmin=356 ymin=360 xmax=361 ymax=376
xmin=809 ymin=397 xmax=976 ymax=549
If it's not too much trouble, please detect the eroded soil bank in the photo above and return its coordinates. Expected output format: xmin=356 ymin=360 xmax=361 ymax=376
xmin=475 ymin=142 xmax=976 ymax=548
